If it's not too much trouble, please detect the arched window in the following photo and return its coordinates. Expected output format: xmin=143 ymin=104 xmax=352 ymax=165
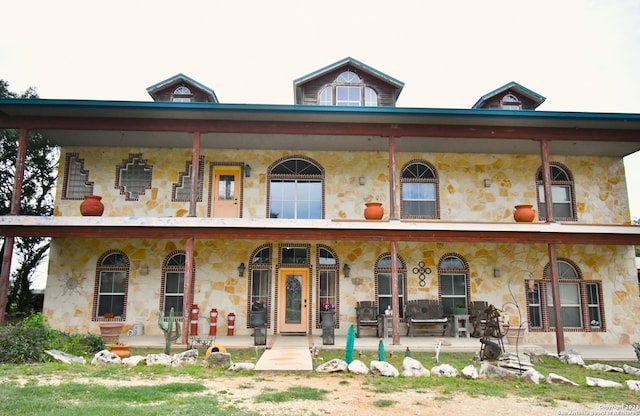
xmin=268 ymin=157 xmax=324 ymax=219
xmin=400 ymin=161 xmax=439 ymax=219
xmin=375 ymin=254 xmax=407 ymax=317
xmin=316 ymin=70 xmax=378 ymax=106
xmin=159 ymin=252 xmax=195 ymax=317
xmin=501 ymin=93 xmax=521 ymax=110
xmin=536 ymin=163 xmax=576 ymax=221
xmin=94 ymin=251 xmax=129 ymax=320
xmin=438 ymin=254 xmax=469 ymax=315
xmin=247 ymin=245 xmax=272 ymax=328
xmin=527 ymin=259 xmax=603 ymax=331
xmin=317 ymin=245 xmax=339 ymax=327
xmin=172 ymin=86 xmax=192 ymax=102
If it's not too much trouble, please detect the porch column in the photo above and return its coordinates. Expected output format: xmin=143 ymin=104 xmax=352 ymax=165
xmin=188 ymin=132 xmax=201 ymax=217
xmin=388 ymin=135 xmax=398 ymax=220
xmin=0 ymin=129 xmax=29 ymax=325
xmin=390 ymin=240 xmax=400 ymax=344
xmin=539 ymin=138 xmax=554 ymax=221
xmin=547 ymin=243 xmax=565 ymax=353
xmin=181 ymin=237 xmax=195 ymax=344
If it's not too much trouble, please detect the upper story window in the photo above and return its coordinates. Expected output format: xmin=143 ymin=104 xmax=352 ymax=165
xmin=172 ymin=86 xmax=193 ymax=102
xmin=400 ymin=161 xmax=439 ymax=219
xmin=318 ymin=71 xmax=378 ymax=106
xmin=115 ymin=154 xmax=153 ymax=201
xmin=501 ymin=93 xmax=521 ymax=110
xmin=172 ymin=157 xmax=204 ymax=201
xmin=63 ymin=153 xmax=93 ymax=199
xmin=268 ymin=157 xmax=324 ymax=219
xmin=536 ymin=163 xmax=576 ymax=221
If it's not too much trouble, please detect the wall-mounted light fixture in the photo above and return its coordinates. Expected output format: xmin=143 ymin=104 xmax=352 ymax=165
xmin=238 ymin=262 xmax=246 ymax=277
xmin=358 ymin=176 xmax=365 ymax=186
xmin=140 ymin=264 xmax=149 ymax=276
xmin=484 ymin=178 xmax=492 ymax=188
xmin=493 ymin=268 xmax=501 ymax=278
xmin=244 ymin=164 xmax=252 ymax=178
xmin=343 ymin=263 xmax=351 ymax=278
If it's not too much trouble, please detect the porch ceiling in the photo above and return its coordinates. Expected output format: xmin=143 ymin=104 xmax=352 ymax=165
xmin=1 ymin=216 xmax=639 ymax=245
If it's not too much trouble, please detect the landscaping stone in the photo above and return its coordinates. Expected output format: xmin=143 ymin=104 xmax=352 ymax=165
xmin=316 ymin=358 xmax=348 ymax=373
xmin=122 ymin=355 xmax=146 ymax=366
xmin=547 ymin=373 xmax=579 ymax=386
xmin=559 ymin=350 xmax=585 ymax=366
xmin=45 ymin=349 xmax=86 ymax=365
xmin=586 ymin=377 xmax=622 ymax=388
xmin=623 ymin=364 xmax=640 ymax=377
xmin=370 ymin=360 xmax=399 ymax=377
xmin=229 ymin=362 xmax=255 ymax=371
xmin=520 ymin=368 xmax=545 ymax=384
xmin=172 ymin=349 xmax=198 ymax=367
xmin=461 ymin=365 xmax=478 ymax=379
xmin=204 ymin=352 xmax=232 ymax=368
xmin=431 ymin=363 xmax=459 ymax=378
xmin=401 ymin=357 xmax=430 ymax=377
xmin=479 ymin=363 xmax=517 ymax=380
xmin=626 ymin=380 xmax=640 ymax=391
xmin=146 ymin=353 xmax=173 ymax=366
xmin=91 ymin=349 xmax=122 ymax=365
xmin=347 ymin=359 xmax=369 ymax=375
xmin=585 ymin=363 xmax=623 ymax=372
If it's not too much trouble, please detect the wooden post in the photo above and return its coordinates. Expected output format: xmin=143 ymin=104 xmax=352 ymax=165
xmin=188 ymin=132 xmax=201 ymax=217
xmin=390 ymin=240 xmax=400 ymax=345
xmin=0 ymin=129 xmax=28 ymax=325
xmin=548 ymin=242 xmax=565 ymax=353
xmin=182 ymin=237 xmax=195 ymax=344
xmin=388 ymin=135 xmax=397 ymax=220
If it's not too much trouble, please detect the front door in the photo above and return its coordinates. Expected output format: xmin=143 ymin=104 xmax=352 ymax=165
xmin=212 ymin=167 xmax=240 ymax=218
xmin=278 ymin=268 xmax=308 ymax=333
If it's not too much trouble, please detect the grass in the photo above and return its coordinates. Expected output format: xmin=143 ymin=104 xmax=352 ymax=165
xmin=0 ymin=348 xmax=638 ymax=414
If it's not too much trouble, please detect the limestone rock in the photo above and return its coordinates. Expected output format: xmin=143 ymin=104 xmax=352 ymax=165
xmin=401 ymin=357 xmax=430 ymax=377
xmin=585 ymin=363 xmax=623 ymax=372
xmin=172 ymin=349 xmax=198 ymax=367
xmin=146 ymin=353 xmax=173 ymax=366
xmin=91 ymin=349 xmax=122 ymax=365
xmin=370 ymin=360 xmax=399 ymax=377
xmin=626 ymin=380 xmax=640 ymax=391
xmin=461 ymin=365 xmax=478 ymax=379
xmin=229 ymin=362 xmax=255 ymax=371
xmin=316 ymin=358 xmax=348 ymax=373
xmin=479 ymin=363 xmax=517 ymax=380
xmin=520 ymin=368 xmax=545 ymax=384
xmin=546 ymin=373 xmax=579 ymax=386
xmin=122 ymin=355 xmax=146 ymax=366
xmin=558 ymin=350 xmax=585 ymax=366
xmin=431 ymin=363 xmax=459 ymax=378
xmin=45 ymin=350 xmax=86 ymax=365
xmin=204 ymin=352 xmax=232 ymax=368
xmin=586 ymin=377 xmax=623 ymax=388
xmin=347 ymin=359 xmax=370 ymax=375
xmin=623 ymin=364 xmax=640 ymax=377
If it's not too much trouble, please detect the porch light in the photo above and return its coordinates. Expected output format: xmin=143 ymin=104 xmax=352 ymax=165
xmin=493 ymin=268 xmax=501 ymax=278
xmin=238 ymin=262 xmax=246 ymax=277
xmin=484 ymin=178 xmax=492 ymax=187
xmin=244 ymin=164 xmax=251 ymax=177
xmin=343 ymin=263 xmax=351 ymax=278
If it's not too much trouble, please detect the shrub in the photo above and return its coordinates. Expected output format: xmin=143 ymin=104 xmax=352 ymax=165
xmin=0 ymin=313 xmax=106 ymax=363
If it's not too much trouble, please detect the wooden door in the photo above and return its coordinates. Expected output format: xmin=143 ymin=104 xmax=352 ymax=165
xmin=278 ymin=268 xmax=309 ymax=333
xmin=212 ymin=167 xmax=240 ymax=217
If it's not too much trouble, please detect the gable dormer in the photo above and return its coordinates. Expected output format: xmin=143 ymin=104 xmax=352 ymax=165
xmin=293 ymin=57 xmax=404 ymax=107
xmin=472 ymin=81 xmax=545 ymax=110
xmin=146 ymin=73 xmax=218 ymax=103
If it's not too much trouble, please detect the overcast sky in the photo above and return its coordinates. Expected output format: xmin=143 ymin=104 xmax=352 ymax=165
xmin=2 ymin=0 xmax=639 ymax=220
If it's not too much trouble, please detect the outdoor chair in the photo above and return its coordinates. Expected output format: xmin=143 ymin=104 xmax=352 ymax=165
xmin=355 ymin=301 xmax=379 ymax=338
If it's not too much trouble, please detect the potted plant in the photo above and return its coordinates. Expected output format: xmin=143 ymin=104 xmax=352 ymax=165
xmin=109 ymin=341 xmax=131 ymax=358
xmin=250 ymin=300 xmax=267 ymax=328
xmin=320 ymin=302 xmax=335 ymax=328
xmin=452 ymin=303 xmax=467 ymax=315
xmin=99 ymin=314 xmax=124 ymax=343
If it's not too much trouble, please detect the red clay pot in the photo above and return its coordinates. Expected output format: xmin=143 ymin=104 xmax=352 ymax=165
xmin=513 ymin=204 xmax=536 ymax=222
xmin=80 ymin=194 xmax=104 ymax=216
xmin=364 ymin=202 xmax=384 ymax=220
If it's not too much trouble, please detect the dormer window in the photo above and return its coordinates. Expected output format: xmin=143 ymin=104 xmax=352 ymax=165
xmin=318 ymin=71 xmax=378 ymax=106
xmin=501 ymin=93 xmax=521 ymax=110
xmin=172 ymin=86 xmax=193 ymax=102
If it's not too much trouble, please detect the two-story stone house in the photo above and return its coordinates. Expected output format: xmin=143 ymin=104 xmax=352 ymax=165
xmin=1 ymin=57 xmax=639 ymax=351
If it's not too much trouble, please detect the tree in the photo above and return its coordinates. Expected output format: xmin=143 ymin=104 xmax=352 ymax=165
xmin=0 ymin=80 xmax=58 ymax=315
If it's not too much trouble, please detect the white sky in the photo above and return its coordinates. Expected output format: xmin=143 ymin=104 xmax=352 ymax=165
xmin=2 ymin=1 xmax=639 ymax=246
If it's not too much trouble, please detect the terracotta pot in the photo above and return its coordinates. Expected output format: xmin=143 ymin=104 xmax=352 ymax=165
xmin=99 ymin=322 xmax=124 ymax=343
xmin=110 ymin=345 xmax=131 ymax=358
xmin=80 ymin=194 xmax=104 ymax=216
xmin=513 ymin=204 xmax=535 ymax=222
xmin=364 ymin=202 xmax=384 ymax=220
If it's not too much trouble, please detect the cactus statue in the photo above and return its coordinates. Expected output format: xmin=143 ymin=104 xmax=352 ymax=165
xmin=158 ymin=307 xmax=181 ymax=354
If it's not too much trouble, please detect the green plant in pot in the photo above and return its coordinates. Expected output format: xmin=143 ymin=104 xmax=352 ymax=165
xmin=452 ymin=303 xmax=467 ymax=315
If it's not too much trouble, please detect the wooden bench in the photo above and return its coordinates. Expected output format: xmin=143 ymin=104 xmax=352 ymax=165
xmin=355 ymin=301 xmax=379 ymax=338
xmin=469 ymin=300 xmax=488 ymax=337
xmin=405 ymin=299 xmax=449 ymax=337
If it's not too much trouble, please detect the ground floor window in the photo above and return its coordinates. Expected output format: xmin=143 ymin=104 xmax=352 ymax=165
xmin=375 ymin=254 xmax=406 ymax=317
xmin=438 ymin=254 xmax=469 ymax=315
xmin=94 ymin=251 xmax=129 ymax=319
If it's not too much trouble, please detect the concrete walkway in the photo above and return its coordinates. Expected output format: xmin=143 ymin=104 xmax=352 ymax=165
xmin=254 ymin=334 xmax=313 ymax=371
